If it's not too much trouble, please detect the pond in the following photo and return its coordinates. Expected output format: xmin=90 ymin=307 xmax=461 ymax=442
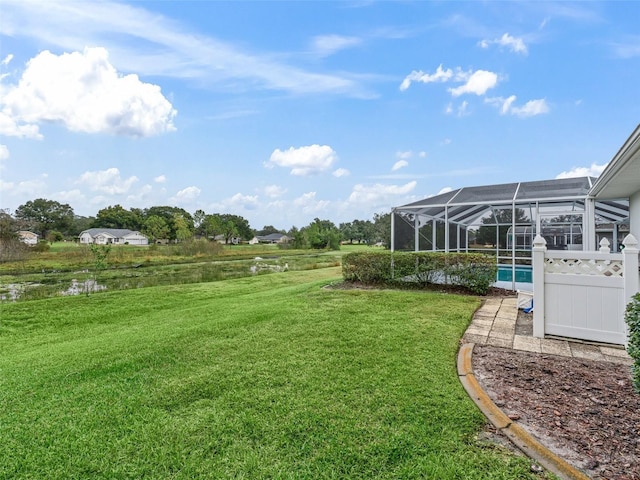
xmin=0 ymin=254 xmax=340 ymax=302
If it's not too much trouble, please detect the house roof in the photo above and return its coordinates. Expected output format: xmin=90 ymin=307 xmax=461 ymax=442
xmin=589 ymin=124 xmax=640 ymax=200
xmin=257 ymin=233 xmax=288 ymax=241
xmin=80 ymin=228 xmax=141 ymax=238
xmin=394 ymin=176 xmax=629 ymax=225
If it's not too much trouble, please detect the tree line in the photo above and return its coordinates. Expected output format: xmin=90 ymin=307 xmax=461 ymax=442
xmin=1 ymin=198 xmax=392 ymax=251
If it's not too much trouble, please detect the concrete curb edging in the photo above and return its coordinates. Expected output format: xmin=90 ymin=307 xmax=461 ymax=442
xmin=457 ymin=342 xmax=591 ymax=480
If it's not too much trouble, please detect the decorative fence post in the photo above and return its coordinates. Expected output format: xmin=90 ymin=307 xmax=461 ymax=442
xmin=532 ymin=235 xmax=547 ymax=338
xmin=623 ymin=234 xmax=640 ymax=347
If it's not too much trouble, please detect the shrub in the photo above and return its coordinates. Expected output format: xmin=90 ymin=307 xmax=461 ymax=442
xmin=442 ymin=253 xmax=497 ymax=295
xmin=342 ymin=251 xmax=393 ymax=284
xmin=342 ymin=251 xmax=497 ymax=295
xmin=0 ymin=239 xmax=29 ymax=262
xmin=176 ymin=238 xmax=223 ymax=257
xmin=33 ymin=240 xmax=51 ymax=253
xmin=625 ymin=293 xmax=640 ymax=393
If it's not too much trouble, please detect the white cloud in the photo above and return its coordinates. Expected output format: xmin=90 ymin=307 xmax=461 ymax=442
xmin=348 ymin=181 xmax=417 ymax=205
xmin=170 ymin=186 xmax=201 ymax=203
xmin=499 ymin=95 xmax=517 ymax=114
xmin=511 ymin=99 xmax=550 ymax=117
xmin=264 ymin=185 xmax=287 ymax=198
xmin=0 ymin=178 xmax=14 ymax=191
xmin=266 ymin=200 xmax=286 ymax=211
xmin=1 ymin=47 xmax=176 ymax=138
xmin=4 ymin=174 xmax=48 ymax=196
xmin=611 ymin=37 xmax=640 ymax=59
xmin=126 ymin=184 xmax=154 ymax=204
xmin=486 ymin=96 xmax=550 ymax=117
xmin=76 ymin=167 xmax=139 ymax=194
xmin=457 ymin=100 xmax=470 ymax=116
xmin=396 ymin=151 xmax=412 ymax=160
xmin=448 ymin=70 xmax=498 ymax=97
xmin=400 ymin=65 xmax=461 ymax=91
xmin=227 ymin=192 xmax=259 ymax=210
xmin=418 ymin=151 xmax=427 ymax=158
xmin=266 ymin=144 xmax=338 ymax=176
xmin=208 ymin=192 xmax=260 ymax=214
xmin=154 ymin=175 xmax=167 ymax=184
xmin=54 ymin=189 xmax=86 ymax=205
xmin=332 ymin=168 xmax=350 ymax=177
xmin=392 ymin=160 xmax=408 ymax=171
xmin=556 ymin=163 xmax=607 ymax=179
xmin=1 ymin=54 xmax=13 ymax=66
xmin=0 ymin=0 xmax=368 ymax=97
xmin=312 ymin=34 xmax=362 ymax=57
xmin=0 ymin=144 xmax=9 ymax=165
xmin=293 ymin=192 xmax=331 ymax=214
xmin=0 ymin=111 xmax=42 ymax=139
xmin=402 ymin=65 xmax=499 ymax=99
xmin=437 ymin=186 xmax=453 ymax=195
xmin=478 ymin=33 xmax=528 ymax=55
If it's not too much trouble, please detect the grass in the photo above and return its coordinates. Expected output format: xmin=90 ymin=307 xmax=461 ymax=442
xmin=0 ymin=268 xmax=540 ymax=479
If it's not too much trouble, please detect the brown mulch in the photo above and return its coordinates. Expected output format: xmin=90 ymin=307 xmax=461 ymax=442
xmin=473 ymin=335 xmax=640 ymax=480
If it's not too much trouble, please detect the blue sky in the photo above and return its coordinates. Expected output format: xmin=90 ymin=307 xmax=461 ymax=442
xmin=1 ymin=1 xmax=639 ymax=230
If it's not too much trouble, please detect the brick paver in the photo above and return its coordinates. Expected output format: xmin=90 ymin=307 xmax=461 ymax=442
xmin=466 ymin=297 xmax=631 ymax=362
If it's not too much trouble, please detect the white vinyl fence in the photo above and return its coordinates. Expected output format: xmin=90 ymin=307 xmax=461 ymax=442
xmin=532 ymin=234 xmax=639 ymax=346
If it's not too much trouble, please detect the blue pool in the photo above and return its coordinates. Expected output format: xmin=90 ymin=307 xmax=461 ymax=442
xmin=497 ymin=265 xmax=533 ymax=283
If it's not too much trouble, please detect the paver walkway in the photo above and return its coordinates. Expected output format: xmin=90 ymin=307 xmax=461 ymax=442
xmin=463 ymin=297 xmax=632 ymax=365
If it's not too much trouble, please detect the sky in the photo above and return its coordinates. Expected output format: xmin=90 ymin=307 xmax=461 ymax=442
xmin=1 ymin=1 xmax=639 ymax=231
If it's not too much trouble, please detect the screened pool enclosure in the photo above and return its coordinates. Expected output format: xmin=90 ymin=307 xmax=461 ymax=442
xmin=391 ymin=177 xmax=630 ymax=290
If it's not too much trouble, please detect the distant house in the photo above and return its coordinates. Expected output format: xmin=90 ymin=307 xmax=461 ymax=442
xmin=249 ymin=233 xmax=291 ymax=245
xmin=213 ymin=234 xmax=240 ymax=245
xmin=18 ymin=231 xmax=38 ymax=245
xmin=79 ymin=228 xmax=149 ymax=246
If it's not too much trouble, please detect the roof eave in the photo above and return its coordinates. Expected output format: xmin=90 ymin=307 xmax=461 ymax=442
xmin=590 ymin=124 xmax=640 ymax=199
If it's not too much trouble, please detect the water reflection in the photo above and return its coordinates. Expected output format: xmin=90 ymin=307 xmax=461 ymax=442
xmin=0 ymin=283 xmax=42 ymax=301
xmin=61 ymin=279 xmax=107 ymax=296
xmin=0 ymin=279 xmax=107 ymax=301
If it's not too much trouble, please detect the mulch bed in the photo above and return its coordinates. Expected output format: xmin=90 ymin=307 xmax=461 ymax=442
xmin=473 ymin=343 xmax=640 ymax=479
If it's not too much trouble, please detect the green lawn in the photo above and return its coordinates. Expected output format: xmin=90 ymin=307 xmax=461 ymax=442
xmin=0 ymin=267 xmax=539 ymax=479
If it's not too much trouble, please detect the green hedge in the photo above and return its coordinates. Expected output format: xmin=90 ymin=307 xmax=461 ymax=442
xmin=625 ymin=293 xmax=640 ymax=393
xmin=342 ymin=251 xmax=498 ymax=295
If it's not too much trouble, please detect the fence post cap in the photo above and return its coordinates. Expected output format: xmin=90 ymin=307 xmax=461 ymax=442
xmin=622 ymin=234 xmax=638 ymax=249
xmin=599 ymin=237 xmax=611 ymax=253
xmin=532 ymin=235 xmax=547 ymax=249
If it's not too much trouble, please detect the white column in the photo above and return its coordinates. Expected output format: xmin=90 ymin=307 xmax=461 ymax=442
xmin=444 ymin=206 xmax=449 ymax=253
xmin=465 ymin=227 xmax=469 ymax=253
xmin=390 ymin=211 xmax=396 ymax=279
xmin=622 ymin=234 xmax=639 ymax=348
xmin=390 ymin=209 xmax=395 ymax=252
xmin=584 ymin=197 xmax=596 ymax=251
xmin=432 ymin=219 xmax=436 ymax=251
xmin=532 ymin=235 xmax=547 ymax=338
xmin=630 ymin=191 xmax=640 ymax=241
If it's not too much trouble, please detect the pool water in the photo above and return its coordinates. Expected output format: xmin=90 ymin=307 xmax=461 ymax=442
xmin=497 ymin=265 xmax=532 ymax=283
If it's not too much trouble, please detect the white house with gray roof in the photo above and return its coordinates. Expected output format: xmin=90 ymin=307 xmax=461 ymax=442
xmin=79 ymin=228 xmax=149 ymax=246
